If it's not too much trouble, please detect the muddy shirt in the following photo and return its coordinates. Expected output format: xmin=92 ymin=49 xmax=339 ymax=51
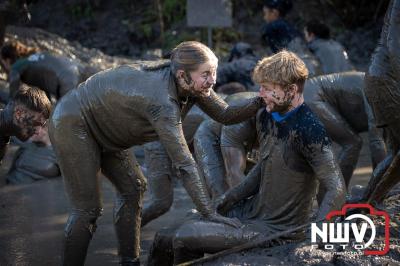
xmin=229 ymin=105 xmax=345 ymax=235
xmin=216 ymin=55 xmax=259 ymax=91
xmin=9 ymin=52 xmax=82 ymax=98
xmin=308 ymin=38 xmax=354 ymax=74
xmin=6 ymin=143 xmax=60 ymax=184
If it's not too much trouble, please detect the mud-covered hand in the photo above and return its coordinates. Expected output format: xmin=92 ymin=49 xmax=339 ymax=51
xmin=214 ymin=192 xmax=237 ymax=215
xmin=208 ymin=212 xmax=242 ymax=228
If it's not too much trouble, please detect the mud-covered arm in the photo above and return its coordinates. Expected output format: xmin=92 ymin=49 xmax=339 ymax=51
xmin=362 ymin=92 xmax=387 ymax=167
xmin=300 ymin=126 xmax=346 ymax=221
xmin=148 ymin=103 xmax=214 ymax=218
xmin=196 ymin=90 xmax=263 ymax=125
xmin=217 ymin=161 xmax=261 ymax=214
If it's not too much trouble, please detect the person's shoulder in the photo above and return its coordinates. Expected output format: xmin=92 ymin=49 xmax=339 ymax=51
xmin=294 ymin=104 xmax=330 ymax=146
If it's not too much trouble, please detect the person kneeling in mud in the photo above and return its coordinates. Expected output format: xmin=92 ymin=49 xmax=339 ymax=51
xmin=170 ymin=51 xmax=346 ymax=264
xmin=6 ymin=122 xmax=60 ymax=184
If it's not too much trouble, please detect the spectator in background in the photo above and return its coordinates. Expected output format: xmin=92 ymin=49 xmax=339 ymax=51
xmin=261 ymin=0 xmax=298 ymax=53
xmin=304 ymin=20 xmax=354 ymax=74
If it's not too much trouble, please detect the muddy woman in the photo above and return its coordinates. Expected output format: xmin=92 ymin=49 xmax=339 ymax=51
xmin=49 ymin=41 xmax=264 ymax=266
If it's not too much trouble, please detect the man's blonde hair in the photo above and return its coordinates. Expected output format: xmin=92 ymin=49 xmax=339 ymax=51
xmin=253 ymin=50 xmax=308 ymax=91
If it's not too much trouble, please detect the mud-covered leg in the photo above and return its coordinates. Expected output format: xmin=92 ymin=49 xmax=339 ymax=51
xmin=193 ymin=121 xmax=227 ymax=199
xmin=173 ymin=221 xmax=259 ymax=264
xmin=221 ymin=146 xmax=247 ymax=188
xmin=101 ymin=150 xmax=147 ymax=266
xmin=310 ymin=101 xmax=362 ymax=186
xmin=367 ymin=151 xmax=400 ymax=204
xmin=49 ymin=118 xmax=102 ymax=266
xmin=141 ymin=141 xmax=174 ymax=227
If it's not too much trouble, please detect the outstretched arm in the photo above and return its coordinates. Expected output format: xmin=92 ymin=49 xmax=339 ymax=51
xmin=216 ymin=161 xmax=261 ymax=214
xmin=196 ymin=90 xmax=263 ymax=125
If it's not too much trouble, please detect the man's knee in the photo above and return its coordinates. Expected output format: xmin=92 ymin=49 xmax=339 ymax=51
xmin=114 ymin=189 xmax=145 ymax=224
xmin=65 ymin=208 xmax=103 ymax=237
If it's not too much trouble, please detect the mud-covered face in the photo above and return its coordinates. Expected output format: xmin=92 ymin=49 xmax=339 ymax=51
xmin=176 ymin=61 xmax=217 ymax=98
xmin=259 ymin=82 xmax=295 ymax=113
xmin=30 ymin=124 xmax=49 ymax=143
xmin=13 ymin=104 xmax=47 ymax=141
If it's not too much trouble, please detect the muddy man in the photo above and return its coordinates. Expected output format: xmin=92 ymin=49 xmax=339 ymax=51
xmin=0 ymin=84 xmax=50 ymax=163
xmin=49 ymin=41 xmax=264 ymax=266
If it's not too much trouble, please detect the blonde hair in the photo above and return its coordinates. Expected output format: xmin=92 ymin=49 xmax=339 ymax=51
xmin=253 ymin=50 xmax=308 ymax=91
xmin=170 ymin=41 xmax=218 ymax=74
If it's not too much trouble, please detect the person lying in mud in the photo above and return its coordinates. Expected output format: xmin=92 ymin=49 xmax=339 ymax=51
xmin=304 ymin=20 xmax=354 ymax=74
xmin=0 ymin=84 xmax=51 ymax=164
xmin=200 ymin=72 xmax=385 ymax=197
xmin=1 ymin=41 xmax=98 ymax=100
xmin=169 ymin=51 xmax=345 ymax=264
xmin=6 ymin=122 xmax=60 ymax=184
xmin=355 ymin=0 xmax=400 ymax=204
xmin=49 ymin=41 xmax=264 ymax=266
xmin=141 ymin=92 xmax=255 ymax=227
xmin=216 ymin=42 xmax=259 ymax=92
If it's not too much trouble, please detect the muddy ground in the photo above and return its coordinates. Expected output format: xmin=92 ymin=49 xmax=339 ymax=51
xmin=1 ymin=132 xmax=399 ymax=266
